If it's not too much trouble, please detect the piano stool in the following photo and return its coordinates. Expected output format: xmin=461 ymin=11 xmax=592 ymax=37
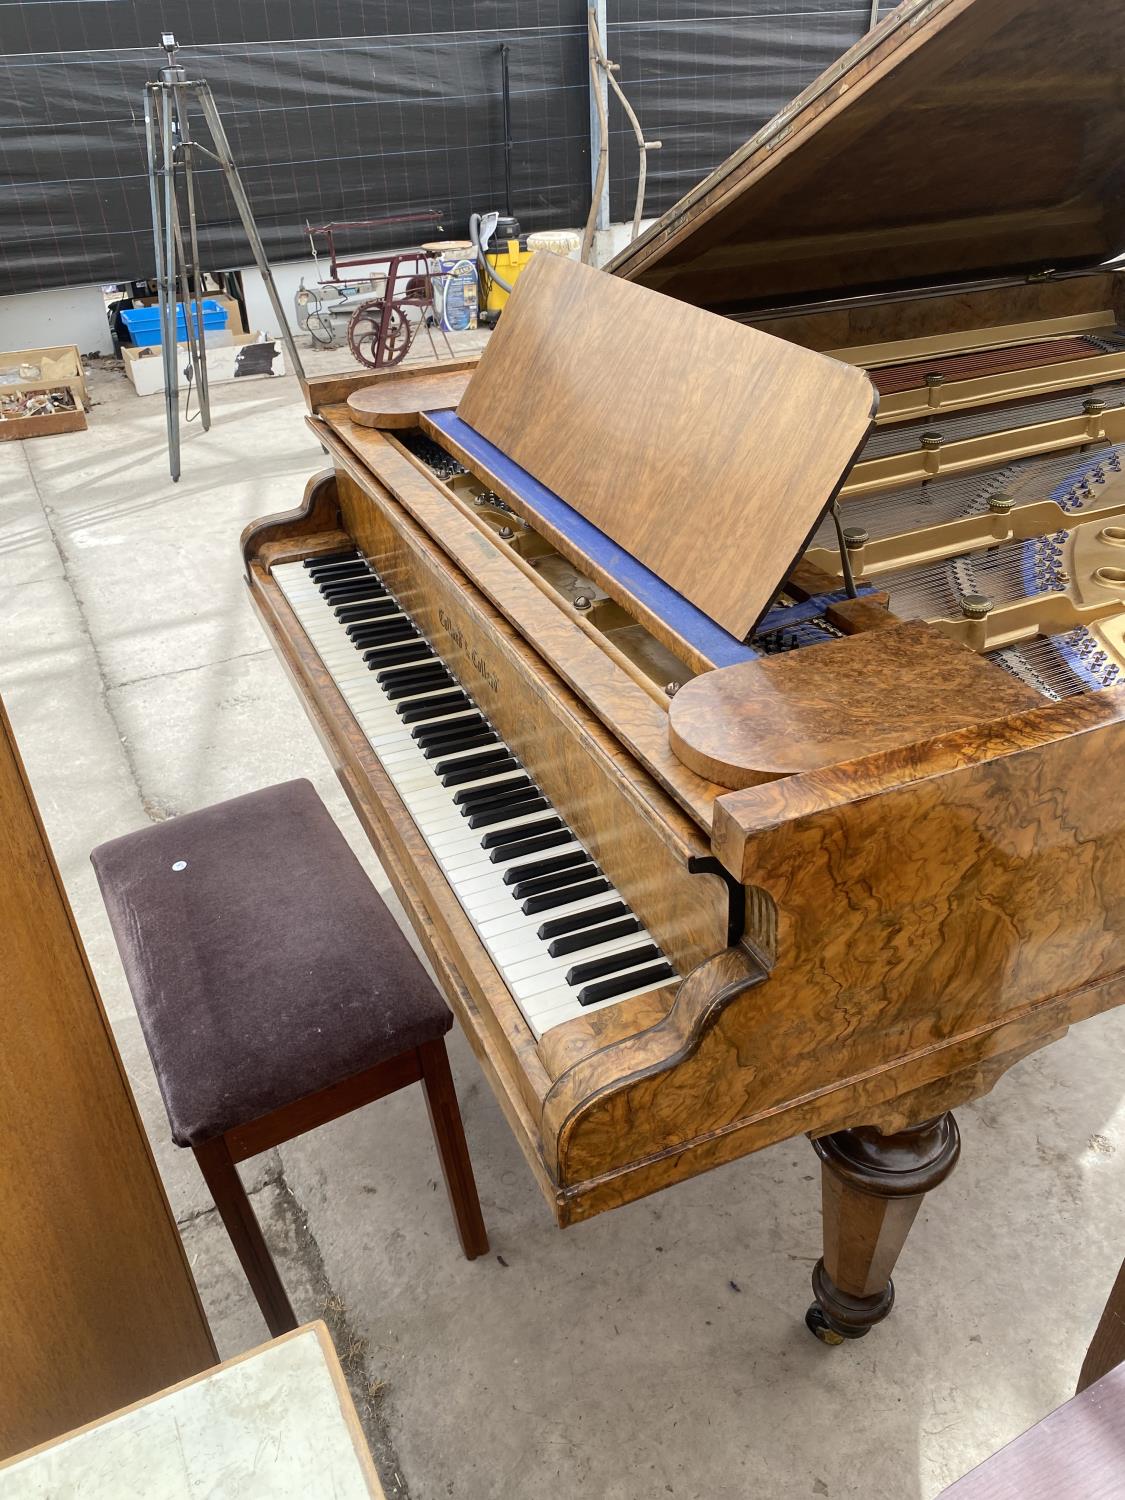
xmin=90 ymin=778 xmax=488 ymax=1337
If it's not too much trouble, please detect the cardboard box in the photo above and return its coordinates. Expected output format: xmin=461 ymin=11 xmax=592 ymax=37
xmin=0 ymin=400 xmax=86 ymax=442
xmin=0 ymin=343 xmax=89 ymax=409
xmin=210 ymin=294 xmax=246 ymax=334
xmin=0 ymin=344 xmax=88 ymax=440
xmin=122 ymin=332 xmax=283 ymax=397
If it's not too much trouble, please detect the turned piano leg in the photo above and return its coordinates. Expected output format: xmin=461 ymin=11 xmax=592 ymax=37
xmin=805 ymin=1113 xmax=961 ymax=1344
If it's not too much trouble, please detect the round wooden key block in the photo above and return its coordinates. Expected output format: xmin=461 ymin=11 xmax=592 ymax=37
xmin=667 ymin=621 xmax=1042 ymax=789
xmin=346 ymin=370 xmax=473 ymax=429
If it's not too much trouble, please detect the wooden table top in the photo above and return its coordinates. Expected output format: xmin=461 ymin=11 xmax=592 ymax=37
xmin=939 ymin=1361 xmax=1125 ymax=1499
xmin=0 ymin=1323 xmax=385 ymax=1499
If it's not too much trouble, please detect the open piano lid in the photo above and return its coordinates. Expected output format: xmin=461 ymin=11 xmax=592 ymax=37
xmin=455 ymin=253 xmax=875 ymax=646
xmin=607 ymin=0 xmax=1125 ymax=318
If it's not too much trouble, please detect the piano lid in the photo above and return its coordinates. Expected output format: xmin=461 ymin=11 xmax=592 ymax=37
xmin=607 ymin=0 xmax=1125 ymax=319
xmin=456 ymin=252 xmax=875 ymax=644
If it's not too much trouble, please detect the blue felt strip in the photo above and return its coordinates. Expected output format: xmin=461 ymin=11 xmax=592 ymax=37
xmin=429 ymin=410 xmax=757 ymax=667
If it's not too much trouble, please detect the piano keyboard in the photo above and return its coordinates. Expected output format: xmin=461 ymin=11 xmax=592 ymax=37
xmin=273 ymin=552 xmax=679 ymax=1038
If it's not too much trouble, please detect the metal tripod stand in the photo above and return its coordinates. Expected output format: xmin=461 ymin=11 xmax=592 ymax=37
xmin=143 ymin=33 xmax=305 ymax=481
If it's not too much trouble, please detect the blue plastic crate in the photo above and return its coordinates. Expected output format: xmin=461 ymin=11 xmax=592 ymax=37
xmin=120 ymin=300 xmax=228 ymax=346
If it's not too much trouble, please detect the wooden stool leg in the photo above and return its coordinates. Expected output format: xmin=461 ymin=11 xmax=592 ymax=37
xmin=418 ymin=1038 xmax=489 ymax=1260
xmin=806 ymin=1113 xmax=961 ymax=1344
xmin=1078 ymin=1257 xmax=1125 ymax=1393
xmin=193 ymin=1135 xmax=297 ymax=1337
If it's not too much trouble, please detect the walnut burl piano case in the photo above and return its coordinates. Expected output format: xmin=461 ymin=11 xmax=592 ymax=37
xmin=244 ymin=0 xmax=1125 ymax=1343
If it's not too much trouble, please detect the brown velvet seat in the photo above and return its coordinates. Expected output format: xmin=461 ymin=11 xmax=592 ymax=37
xmin=92 ymin=778 xmax=488 ymax=1336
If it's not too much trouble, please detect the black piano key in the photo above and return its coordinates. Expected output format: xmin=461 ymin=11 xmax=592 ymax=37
xmin=356 ymin=633 xmax=419 ymax=656
xmin=373 ymin=662 xmax=442 ymax=688
xmin=338 ymin=601 xmax=398 ymax=623
xmin=435 ymin=746 xmax=514 ymax=779
xmin=398 ymin=693 xmax=471 ymax=724
xmin=466 ymin=793 xmax=546 ymax=829
xmin=385 ymin=671 xmax=454 ymax=702
xmin=345 ymin=606 xmax=401 ymax=633
xmin=422 ymin=731 xmax=497 ymax=760
xmin=566 ymin=944 xmax=661 ymax=987
xmin=382 ymin=670 xmax=454 ymax=698
xmin=416 ymin=722 xmax=489 ymax=752
xmin=320 ymin=574 xmax=384 ymax=596
xmin=322 ymin=584 xmax=387 ymax=606
xmin=538 ymin=901 xmax=629 ymax=941
xmin=323 ymin=588 xmax=386 ymax=608
xmin=479 ymin=815 xmax=563 ymax=851
xmin=502 ymin=849 xmax=586 ymax=886
xmin=521 ymin=878 xmax=611 ymax=915
xmin=308 ymin=560 xmax=369 ymax=583
xmin=460 ymin=780 xmax=539 ymax=813
xmin=510 ymin=860 xmax=596 ymax=899
xmin=453 ymin=775 xmax=532 ymax=808
xmin=547 ymin=916 xmax=643 ymax=958
xmin=349 ymin=621 xmax=414 ymax=645
xmin=411 ymin=713 xmax=484 ymax=744
xmin=488 ymin=828 xmax=570 ymax=864
xmin=363 ymin=641 xmax=432 ymax=666
xmin=303 ymin=548 xmax=356 ymax=569
xmin=578 ymin=962 xmax=675 ymax=1007
xmin=443 ymin=755 xmax=520 ymax=789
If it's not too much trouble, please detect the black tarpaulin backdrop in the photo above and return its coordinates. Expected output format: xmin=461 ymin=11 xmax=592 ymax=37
xmin=0 ymin=3 xmax=882 ymax=297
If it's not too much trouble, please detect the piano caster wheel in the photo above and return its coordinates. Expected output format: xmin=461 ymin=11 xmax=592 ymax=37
xmin=805 ymin=1305 xmax=846 ymax=1345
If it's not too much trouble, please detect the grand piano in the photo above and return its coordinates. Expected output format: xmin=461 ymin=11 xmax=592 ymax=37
xmin=244 ymin=0 xmax=1125 ymax=1345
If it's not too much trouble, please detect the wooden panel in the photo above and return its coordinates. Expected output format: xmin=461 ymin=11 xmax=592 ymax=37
xmin=750 ymin=275 xmax=1120 ymax=357
xmin=548 ymin=689 xmax=1125 ymax=1214
xmin=610 ymin=0 xmax=1125 ymax=315
xmin=0 ymin=698 xmax=215 ymax=1460
xmin=667 ymin=622 xmax=1040 ymax=787
xmin=1078 ymin=1257 xmax=1125 ymax=1394
xmin=457 ymin=252 xmax=876 ymax=639
xmin=346 ymin=370 xmax=472 ymax=429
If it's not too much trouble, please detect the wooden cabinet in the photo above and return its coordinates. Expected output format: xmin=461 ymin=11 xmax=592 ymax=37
xmin=0 ymin=696 xmax=215 ymax=1459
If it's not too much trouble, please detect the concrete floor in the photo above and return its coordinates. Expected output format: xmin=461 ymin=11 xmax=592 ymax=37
xmin=3 ymin=342 xmax=1125 ymax=1499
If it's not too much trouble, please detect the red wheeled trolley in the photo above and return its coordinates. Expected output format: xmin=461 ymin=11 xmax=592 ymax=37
xmin=304 ymin=215 xmax=457 ymax=369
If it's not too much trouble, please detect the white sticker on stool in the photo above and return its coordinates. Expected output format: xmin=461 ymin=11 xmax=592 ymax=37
xmin=172 ymin=860 xmax=187 ymax=871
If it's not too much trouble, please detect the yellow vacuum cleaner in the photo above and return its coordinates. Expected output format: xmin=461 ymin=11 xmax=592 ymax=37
xmin=470 ymin=212 xmax=580 ymax=322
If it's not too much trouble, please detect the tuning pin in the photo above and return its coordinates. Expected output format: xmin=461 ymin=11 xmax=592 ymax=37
xmin=959 ymin=593 xmax=994 ymax=619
